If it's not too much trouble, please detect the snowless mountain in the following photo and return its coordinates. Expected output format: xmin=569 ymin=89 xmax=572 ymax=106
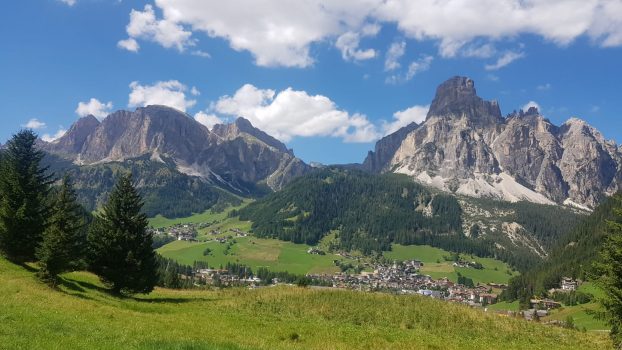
xmin=364 ymin=76 xmax=621 ymax=209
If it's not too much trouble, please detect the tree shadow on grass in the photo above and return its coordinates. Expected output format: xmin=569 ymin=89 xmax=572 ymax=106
xmin=128 ymin=295 xmax=214 ymax=304
xmin=58 ymin=275 xmax=213 ymax=304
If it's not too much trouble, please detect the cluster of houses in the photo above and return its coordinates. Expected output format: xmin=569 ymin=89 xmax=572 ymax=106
xmin=151 ymin=224 xmax=198 ymax=241
xmin=194 ymin=268 xmax=261 ymax=286
xmin=308 ymin=260 xmax=504 ymax=308
xmin=208 ymin=228 xmax=249 ymax=238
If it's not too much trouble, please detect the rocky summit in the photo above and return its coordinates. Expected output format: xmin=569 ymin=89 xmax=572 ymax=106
xmin=364 ymin=76 xmax=622 ymax=209
xmin=41 ymin=105 xmax=309 ymax=193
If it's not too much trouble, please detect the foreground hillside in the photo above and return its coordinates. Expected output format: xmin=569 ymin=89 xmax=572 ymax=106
xmin=0 ymin=258 xmax=611 ymax=350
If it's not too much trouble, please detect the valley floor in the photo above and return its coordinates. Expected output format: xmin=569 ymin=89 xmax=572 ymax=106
xmin=0 ymin=258 xmax=612 ymax=350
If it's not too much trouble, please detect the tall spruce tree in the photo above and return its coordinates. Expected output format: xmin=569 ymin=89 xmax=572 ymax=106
xmin=87 ymin=173 xmax=158 ymax=294
xmin=593 ymin=194 xmax=622 ymax=347
xmin=36 ymin=175 xmax=86 ymax=284
xmin=0 ymin=130 xmax=52 ymax=262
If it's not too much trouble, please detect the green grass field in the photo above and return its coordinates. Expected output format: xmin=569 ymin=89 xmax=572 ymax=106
xmin=384 ymin=244 xmax=518 ymax=285
xmin=542 ymin=282 xmax=609 ymax=331
xmin=0 ymin=257 xmax=612 ymax=350
xmin=148 ymin=199 xmax=252 ymax=229
xmin=158 ymin=237 xmax=356 ymax=275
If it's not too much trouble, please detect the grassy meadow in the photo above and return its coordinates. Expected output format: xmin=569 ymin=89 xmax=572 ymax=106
xmin=0 ymin=257 xmax=613 ymax=350
xmin=384 ymin=244 xmax=519 ymax=284
xmin=157 ymin=237 xmax=357 ymax=275
xmin=542 ymin=282 xmax=609 ymax=331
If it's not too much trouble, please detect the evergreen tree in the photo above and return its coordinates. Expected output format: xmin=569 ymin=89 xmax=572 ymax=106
xmin=36 ymin=175 xmax=86 ymax=284
xmin=593 ymin=196 xmax=622 ymax=347
xmin=87 ymin=173 xmax=157 ymax=295
xmin=0 ymin=130 xmax=52 ymax=262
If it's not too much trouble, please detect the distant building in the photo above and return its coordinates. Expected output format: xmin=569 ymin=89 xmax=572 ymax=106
xmin=561 ymin=277 xmax=578 ymax=291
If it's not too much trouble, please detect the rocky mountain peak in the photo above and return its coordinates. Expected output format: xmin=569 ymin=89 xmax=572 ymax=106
xmin=46 ymin=114 xmax=101 ymax=153
xmin=368 ymin=77 xmax=621 ymax=209
xmin=212 ymin=117 xmax=290 ymax=154
xmin=428 ymin=76 xmax=502 ymax=127
xmin=42 ymin=105 xmax=309 ymax=193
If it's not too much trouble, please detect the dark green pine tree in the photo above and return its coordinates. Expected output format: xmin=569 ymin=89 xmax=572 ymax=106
xmin=36 ymin=175 xmax=86 ymax=285
xmin=0 ymin=130 xmax=52 ymax=263
xmin=593 ymin=194 xmax=622 ymax=347
xmin=87 ymin=173 xmax=158 ymax=295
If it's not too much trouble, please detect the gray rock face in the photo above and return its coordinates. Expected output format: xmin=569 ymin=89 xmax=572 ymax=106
xmin=46 ymin=114 xmax=101 ymax=155
xmin=367 ymin=76 xmax=621 ymax=209
xmin=42 ymin=105 xmax=309 ymax=192
xmin=362 ymin=122 xmax=418 ymax=173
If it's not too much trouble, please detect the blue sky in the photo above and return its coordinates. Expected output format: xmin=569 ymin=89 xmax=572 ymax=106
xmin=1 ymin=0 xmax=622 ymax=164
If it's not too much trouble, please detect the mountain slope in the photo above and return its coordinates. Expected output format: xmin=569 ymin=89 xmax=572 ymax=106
xmin=42 ymin=105 xmax=310 ymax=194
xmin=364 ymin=76 xmax=622 ymax=209
xmin=504 ymin=192 xmax=622 ymax=299
xmin=238 ymin=167 xmax=583 ymax=270
xmin=43 ymin=153 xmax=242 ymax=218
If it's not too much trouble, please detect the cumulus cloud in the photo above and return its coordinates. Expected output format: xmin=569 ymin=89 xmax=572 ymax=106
xmin=382 ymin=105 xmax=429 ymax=135
xmin=194 ymin=111 xmax=222 ymax=130
xmin=59 ymin=0 xmax=76 ymax=6
xmin=76 ymin=98 xmax=113 ymax=120
xmin=118 ymin=4 xmax=195 ymax=52
xmin=128 ymin=80 xmax=196 ymax=112
xmin=214 ymin=84 xmax=379 ymax=143
xmin=118 ymin=1 xmax=622 ymax=67
xmin=42 ymin=128 xmax=67 ymax=142
xmin=484 ymin=51 xmax=525 ymax=70
xmin=22 ymin=118 xmax=46 ymax=130
xmin=384 ymin=41 xmax=406 ymax=71
xmin=537 ymin=83 xmax=552 ymax=91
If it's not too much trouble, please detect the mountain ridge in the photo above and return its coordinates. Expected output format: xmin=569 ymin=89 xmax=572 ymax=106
xmin=41 ymin=105 xmax=310 ymax=193
xmin=364 ymin=76 xmax=621 ymax=209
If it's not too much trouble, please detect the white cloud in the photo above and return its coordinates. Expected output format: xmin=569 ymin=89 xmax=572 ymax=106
xmin=119 ymin=4 xmax=195 ymax=52
xmin=406 ymin=55 xmax=433 ymax=79
xmin=382 ymin=105 xmax=429 ymax=135
xmin=461 ymin=43 xmax=496 ymax=58
xmin=120 ymin=0 xmax=622 ymax=67
xmin=484 ymin=51 xmax=525 ymax=70
xmin=121 ymin=1 xmax=622 ymax=67
xmin=537 ymin=83 xmax=552 ymax=91
xmin=22 ymin=118 xmax=46 ymax=130
xmin=214 ymin=84 xmax=379 ymax=143
xmin=376 ymin=0 xmax=622 ymax=57
xmin=128 ymin=80 xmax=196 ymax=112
xmin=59 ymin=0 xmax=76 ymax=6
xmin=384 ymin=41 xmax=406 ymax=71
xmin=147 ymin=0 xmax=379 ymax=67
xmin=522 ymin=101 xmax=541 ymax=113
xmin=386 ymin=55 xmax=433 ymax=84
xmin=117 ymin=38 xmax=140 ymax=52
xmin=76 ymin=98 xmax=113 ymax=120
xmin=194 ymin=111 xmax=223 ymax=130
xmin=191 ymin=50 xmax=210 ymax=58
xmin=42 ymin=128 xmax=67 ymax=142
xmin=336 ymin=31 xmax=378 ymax=62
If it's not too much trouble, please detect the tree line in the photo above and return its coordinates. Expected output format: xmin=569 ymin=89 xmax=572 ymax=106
xmin=0 ymin=130 xmax=157 ymax=294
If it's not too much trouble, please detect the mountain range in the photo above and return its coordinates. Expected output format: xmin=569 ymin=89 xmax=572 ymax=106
xmin=40 ymin=77 xmax=621 ymax=213
xmin=42 ymin=105 xmax=309 ymax=195
xmin=364 ymin=76 xmax=621 ymax=209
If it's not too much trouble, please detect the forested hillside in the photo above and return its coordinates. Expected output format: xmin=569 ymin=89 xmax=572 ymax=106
xmin=503 ymin=193 xmax=622 ymax=300
xmin=239 ymin=168 xmax=463 ymax=254
xmin=239 ymin=167 xmax=587 ymax=271
xmin=44 ymin=153 xmax=242 ymax=218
